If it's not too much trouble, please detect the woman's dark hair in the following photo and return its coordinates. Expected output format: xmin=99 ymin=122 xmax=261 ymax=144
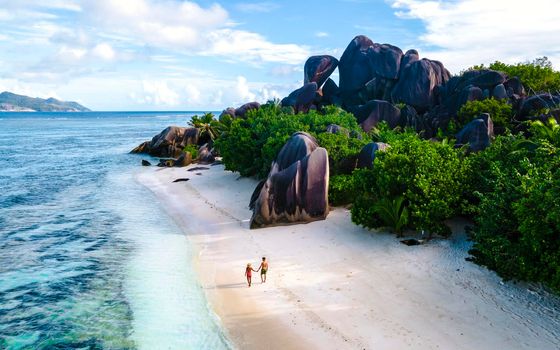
xmin=262 ymin=257 xmax=266 ymax=260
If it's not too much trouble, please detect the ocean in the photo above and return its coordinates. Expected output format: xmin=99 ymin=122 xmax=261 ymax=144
xmin=0 ymin=112 xmax=230 ymax=349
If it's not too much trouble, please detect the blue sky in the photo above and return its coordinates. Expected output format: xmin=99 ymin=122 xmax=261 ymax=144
xmin=0 ymin=0 xmax=559 ymax=111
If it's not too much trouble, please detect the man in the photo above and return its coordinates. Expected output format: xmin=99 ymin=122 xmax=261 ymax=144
xmin=258 ymin=257 xmax=268 ymax=283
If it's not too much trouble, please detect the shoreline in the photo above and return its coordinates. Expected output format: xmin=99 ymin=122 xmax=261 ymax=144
xmin=137 ymin=164 xmax=560 ymax=350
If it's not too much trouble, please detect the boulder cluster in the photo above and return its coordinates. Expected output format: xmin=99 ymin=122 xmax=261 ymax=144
xmin=131 ymin=126 xmax=216 ymax=167
xmin=275 ymin=35 xmax=555 ymax=152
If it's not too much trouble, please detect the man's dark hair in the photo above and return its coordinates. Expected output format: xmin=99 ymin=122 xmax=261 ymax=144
xmin=262 ymin=257 xmax=266 ymax=260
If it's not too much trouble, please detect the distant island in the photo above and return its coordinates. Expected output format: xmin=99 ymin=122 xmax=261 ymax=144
xmin=0 ymin=91 xmax=90 ymax=112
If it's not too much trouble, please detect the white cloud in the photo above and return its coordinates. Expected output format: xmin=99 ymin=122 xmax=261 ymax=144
xmin=84 ymin=0 xmax=228 ymax=48
xmin=185 ymin=84 xmax=201 ymax=104
xmin=137 ymin=80 xmax=181 ymax=106
xmin=91 ymin=43 xmax=115 ymax=61
xmin=235 ymin=2 xmax=280 ymax=13
xmin=315 ymin=31 xmax=329 ymax=38
xmin=235 ymin=76 xmax=256 ymax=102
xmin=205 ymin=29 xmax=309 ymax=64
xmin=391 ymin=0 xmax=560 ymax=72
xmin=83 ymin=0 xmax=309 ymax=65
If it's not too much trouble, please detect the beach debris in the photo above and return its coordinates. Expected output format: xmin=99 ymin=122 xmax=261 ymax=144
xmin=187 ymin=166 xmax=210 ymax=172
xmin=400 ymin=238 xmax=425 ymax=246
xmin=250 ymin=132 xmax=329 ymax=229
xmin=172 ymin=178 xmax=190 ymax=183
xmin=141 ymin=159 xmax=151 ymax=166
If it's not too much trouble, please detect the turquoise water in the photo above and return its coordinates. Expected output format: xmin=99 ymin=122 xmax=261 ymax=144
xmin=0 ymin=112 xmax=230 ymax=349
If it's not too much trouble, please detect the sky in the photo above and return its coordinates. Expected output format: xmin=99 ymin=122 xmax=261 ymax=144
xmin=0 ymin=0 xmax=559 ymax=111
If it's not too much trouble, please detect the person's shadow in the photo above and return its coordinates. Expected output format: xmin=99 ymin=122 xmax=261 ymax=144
xmin=208 ymin=282 xmax=247 ymax=289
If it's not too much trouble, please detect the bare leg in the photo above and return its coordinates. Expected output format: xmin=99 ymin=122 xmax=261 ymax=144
xmin=247 ymin=276 xmax=251 ymax=287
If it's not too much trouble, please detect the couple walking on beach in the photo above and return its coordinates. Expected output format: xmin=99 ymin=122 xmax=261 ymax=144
xmin=245 ymin=257 xmax=268 ymax=287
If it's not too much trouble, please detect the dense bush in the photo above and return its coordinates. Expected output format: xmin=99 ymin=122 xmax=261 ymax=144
xmin=215 ymin=104 xmax=366 ymax=178
xmin=316 ymin=132 xmax=369 ymax=175
xmin=457 ymin=98 xmax=513 ymax=130
xmin=472 ymin=57 xmax=560 ymax=94
xmin=328 ymin=174 xmax=357 ymax=206
xmin=468 ymin=125 xmax=560 ymax=292
xmin=351 ymin=131 xmax=468 ymax=236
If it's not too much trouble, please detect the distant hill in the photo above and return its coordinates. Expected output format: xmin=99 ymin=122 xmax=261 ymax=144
xmin=0 ymin=91 xmax=90 ymax=112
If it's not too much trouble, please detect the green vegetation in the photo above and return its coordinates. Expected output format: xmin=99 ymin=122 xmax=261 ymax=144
xmin=350 ymin=131 xmax=468 ymax=236
xmin=328 ymin=174 xmax=356 ymax=206
xmin=215 ymin=104 xmax=366 ymax=179
xmin=467 ymin=125 xmax=560 ymax=292
xmin=371 ymin=196 xmax=409 ymax=236
xmin=182 ymin=144 xmax=198 ymax=159
xmin=189 ymin=112 xmax=222 ymax=143
xmin=457 ymin=98 xmax=513 ymax=130
xmin=472 ymin=57 xmax=560 ymax=94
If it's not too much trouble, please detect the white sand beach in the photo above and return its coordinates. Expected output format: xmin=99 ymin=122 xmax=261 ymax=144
xmin=138 ymin=164 xmax=560 ymax=350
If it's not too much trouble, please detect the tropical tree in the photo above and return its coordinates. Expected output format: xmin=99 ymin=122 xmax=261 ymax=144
xmin=188 ymin=112 xmax=221 ymax=144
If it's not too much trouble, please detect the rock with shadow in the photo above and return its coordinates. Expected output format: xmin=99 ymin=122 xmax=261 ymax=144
xmin=455 ymin=113 xmax=494 ymax=152
xmin=250 ymin=132 xmax=329 ymax=228
xmin=304 ymin=55 xmax=339 ymax=88
xmin=356 ymin=142 xmax=390 ymax=169
xmin=131 ymin=126 xmax=199 ymax=158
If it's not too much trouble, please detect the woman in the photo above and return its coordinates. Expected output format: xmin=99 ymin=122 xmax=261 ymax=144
xmin=245 ymin=263 xmax=257 ymax=287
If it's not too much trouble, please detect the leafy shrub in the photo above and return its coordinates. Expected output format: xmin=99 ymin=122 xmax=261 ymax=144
xmin=457 ymin=98 xmax=513 ymax=130
xmin=215 ymin=104 xmax=366 ymax=178
xmin=329 ymin=174 xmax=357 ymax=206
xmin=182 ymin=144 xmax=198 ymax=159
xmin=316 ymin=132 xmax=369 ymax=175
xmin=468 ymin=131 xmax=560 ymax=292
xmin=472 ymin=57 xmax=560 ymax=94
xmin=371 ymin=196 xmax=409 ymax=235
xmin=351 ymin=131 xmax=468 ymax=236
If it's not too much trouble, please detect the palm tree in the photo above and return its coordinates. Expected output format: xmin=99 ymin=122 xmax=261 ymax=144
xmin=188 ymin=112 xmax=220 ymax=144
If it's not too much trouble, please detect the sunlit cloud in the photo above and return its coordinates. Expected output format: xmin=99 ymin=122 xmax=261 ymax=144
xmin=391 ymin=0 xmax=560 ymax=72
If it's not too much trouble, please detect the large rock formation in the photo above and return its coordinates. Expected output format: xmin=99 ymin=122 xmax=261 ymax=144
xmin=281 ymin=82 xmax=320 ymax=113
xmin=356 ymin=142 xmax=390 ymax=169
xmin=338 ymin=36 xmax=407 ymax=107
xmin=391 ymin=58 xmax=450 ymax=112
xmin=250 ymin=132 xmax=329 ymax=228
xmin=455 ymin=113 xmax=494 ymax=152
xmin=304 ymin=55 xmax=339 ymax=88
xmin=519 ymin=93 xmax=560 ymax=119
xmin=131 ymin=126 xmax=199 ymax=158
xmin=220 ymin=102 xmax=261 ymax=120
xmin=338 ymin=35 xmax=375 ymax=106
xmin=356 ymin=100 xmax=402 ymax=132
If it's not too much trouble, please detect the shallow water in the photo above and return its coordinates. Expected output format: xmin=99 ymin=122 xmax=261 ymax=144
xmin=0 ymin=112 xmax=230 ymax=349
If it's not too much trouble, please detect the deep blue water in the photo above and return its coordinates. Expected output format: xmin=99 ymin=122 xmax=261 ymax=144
xmin=0 ymin=112 xmax=230 ymax=349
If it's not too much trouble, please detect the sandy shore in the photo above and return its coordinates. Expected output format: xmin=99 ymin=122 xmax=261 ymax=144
xmin=138 ymin=164 xmax=560 ymax=350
